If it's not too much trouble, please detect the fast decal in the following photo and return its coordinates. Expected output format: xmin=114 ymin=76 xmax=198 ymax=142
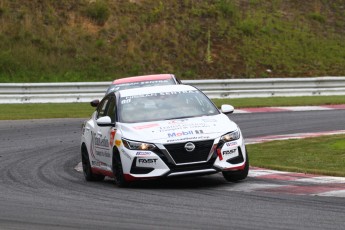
xmin=115 ymin=139 xmax=122 ymax=147
xmin=137 ymin=159 xmax=157 ymax=164
xmin=167 ymin=130 xmax=204 ymax=138
xmin=223 ymin=149 xmax=237 ymax=156
xmin=110 ymin=129 xmax=116 ymax=146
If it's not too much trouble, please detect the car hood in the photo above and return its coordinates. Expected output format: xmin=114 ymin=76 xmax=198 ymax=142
xmin=118 ymin=114 xmax=238 ymax=144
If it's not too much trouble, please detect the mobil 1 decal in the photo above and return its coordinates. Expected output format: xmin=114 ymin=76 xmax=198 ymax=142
xmin=166 ymin=130 xmax=211 ymax=143
xmin=167 ymin=130 xmax=204 ymax=138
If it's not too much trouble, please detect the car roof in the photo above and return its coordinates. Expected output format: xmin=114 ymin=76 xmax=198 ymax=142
xmin=117 ymin=84 xmax=197 ymax=97
xmin=112 ymin=74 xmax=175 ymax=84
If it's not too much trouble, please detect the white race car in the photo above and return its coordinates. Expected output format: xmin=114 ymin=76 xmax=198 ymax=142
xmin=81 ymin=84 xmax=248 ymax=187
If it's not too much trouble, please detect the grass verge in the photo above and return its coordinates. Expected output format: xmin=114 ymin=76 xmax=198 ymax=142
xmin=246 ymin=134 xmax=345 ymax=177
xmin=212 ymin=95 xmax=345 ymax=108
xmin=1 ymin=1 xmax=345 ymax=81
xmin=0 ymin=103 xmax=94 ymax=120
xmin=1 ymin=95 xmax=345 ymax=120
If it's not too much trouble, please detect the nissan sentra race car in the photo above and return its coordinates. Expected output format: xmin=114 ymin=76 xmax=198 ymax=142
xmin=81 ymin=84 xmax=249 ymax=187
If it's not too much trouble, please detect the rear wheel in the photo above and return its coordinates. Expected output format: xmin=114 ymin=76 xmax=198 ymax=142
xmin=222 ymin=152 xmax=249 ymax=182
xmin=112 ymin=150 xmax=130 ymax=187
xmin=81 ymin=145 xmax=105 ymax=181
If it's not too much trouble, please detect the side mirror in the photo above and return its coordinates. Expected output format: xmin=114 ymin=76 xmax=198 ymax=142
xmin=96 ymin=116 xmax=114 ymax=127
xmin=90 ymin=99 xmax=100 ymax=107
xmin=221 ymin=104 xmax=234 ymax=114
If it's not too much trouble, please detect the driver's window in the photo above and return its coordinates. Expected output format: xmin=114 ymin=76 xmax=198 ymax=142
xmin=106 ymin=97 xmax=116 ymax=123
xmin=96 ymin=98 xmax=109 ymax=119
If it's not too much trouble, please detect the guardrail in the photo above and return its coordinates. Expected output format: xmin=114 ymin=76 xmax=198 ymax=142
xmin=1 ymin=77 xmax=345 ymax=103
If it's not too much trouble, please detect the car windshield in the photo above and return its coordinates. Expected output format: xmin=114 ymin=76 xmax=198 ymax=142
xmin=106 ymin=78 xmax=176 ymax=94
xmin=119 ymin=90 xmax=220 ymax=123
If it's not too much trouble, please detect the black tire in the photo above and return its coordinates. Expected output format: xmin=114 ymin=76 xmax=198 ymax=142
xmin=81 ymin=145 xmax=105 ymax=182
xmin=112 ymin=150 xmax=130 ymax=187
xmin=222 ymin=152 xmax=249 ymax=182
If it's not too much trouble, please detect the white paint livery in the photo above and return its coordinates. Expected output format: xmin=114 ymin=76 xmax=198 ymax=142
xmin=81 ymin=85 xmax=248 ymax=186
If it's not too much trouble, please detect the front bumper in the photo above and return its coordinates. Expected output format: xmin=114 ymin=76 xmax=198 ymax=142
xmin=121 ymin=136 xmax=247 ymax=180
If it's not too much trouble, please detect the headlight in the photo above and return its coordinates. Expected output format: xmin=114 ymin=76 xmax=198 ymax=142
xmin=122 ymin=139 xmax=156 ymax=151
xmin=220 ymin=130 xmax=240 ymax=143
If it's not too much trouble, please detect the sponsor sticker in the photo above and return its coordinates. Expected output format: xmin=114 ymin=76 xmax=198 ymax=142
xmin=226 ymin=141 xmax=238 ymax=147
xmin=95 ymin=136 xmax=109 ymax=148
xmin=166 ymin=135 xmax=210 ymax=143
xmin=133 ymin=123 xmax=160 ymax=130
xmin=222 ymin=149 xmax=239 ymax=158
xmin=168 ymin=119 xmax=188 ymax=124
xmin=115 ymin=139 xmax=122 ymax=147
xmin=95 ymin=149 xmax=110 ymax=158
xmin=136 ymin=151 xmax=152 ymax=156
xmin=159 ymin=123 xmax=210 ymax=132
xmin=120 ymin=91 xmax=198 ymax=103
xmin=91 ymin=160 xmax=108 ymax=167
xmin=110 ymin=129 xmax=116 ymax=146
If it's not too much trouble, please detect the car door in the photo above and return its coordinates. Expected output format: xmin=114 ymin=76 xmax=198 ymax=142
xmin=93 ymin=95 xmax=116 ymax=171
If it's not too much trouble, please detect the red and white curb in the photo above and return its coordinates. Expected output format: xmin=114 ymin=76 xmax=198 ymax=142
xmin=235 ymin=130 xmax=345 ymax=197
xmin=219 ymin=167 xmax=345 ymax=197
xmin=234 ymin=104 xmax=345 ymax=113
xmin=243 ymin=167 xmax=345 ymax=197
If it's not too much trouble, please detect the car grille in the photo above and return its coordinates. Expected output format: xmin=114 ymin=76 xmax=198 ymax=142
xmin=164 ymin=140 xmax=215 ymax=164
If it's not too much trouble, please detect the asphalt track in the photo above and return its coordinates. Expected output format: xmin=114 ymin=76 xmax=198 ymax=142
xmin=0 ymin=110 xmax=345 ymax=230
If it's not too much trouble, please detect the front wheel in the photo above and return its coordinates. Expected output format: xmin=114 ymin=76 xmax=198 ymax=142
xmin=81 ymin=146 xmax=105 ymax=182
xmin=222 ymin=153 xmax=249 ymax=182
xmin=112 ymin=150 xmax=130 ymax=187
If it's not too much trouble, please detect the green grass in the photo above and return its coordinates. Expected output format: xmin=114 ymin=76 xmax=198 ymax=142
xmin=247 ymin=134 xmax=345 ymax=177
xmin=1 ymin=95 xmax=345 ymax=120
xmin=0 ymin=103 xmax=94 ymax=120
xmin=212 ymin=95 xmax=345 ymax=108
xmin=0 ymin=0 xmax=345 ymax=82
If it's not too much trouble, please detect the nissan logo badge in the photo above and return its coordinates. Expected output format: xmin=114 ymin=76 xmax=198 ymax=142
xmin=184 ymin=142 xmax=195 ymax=152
